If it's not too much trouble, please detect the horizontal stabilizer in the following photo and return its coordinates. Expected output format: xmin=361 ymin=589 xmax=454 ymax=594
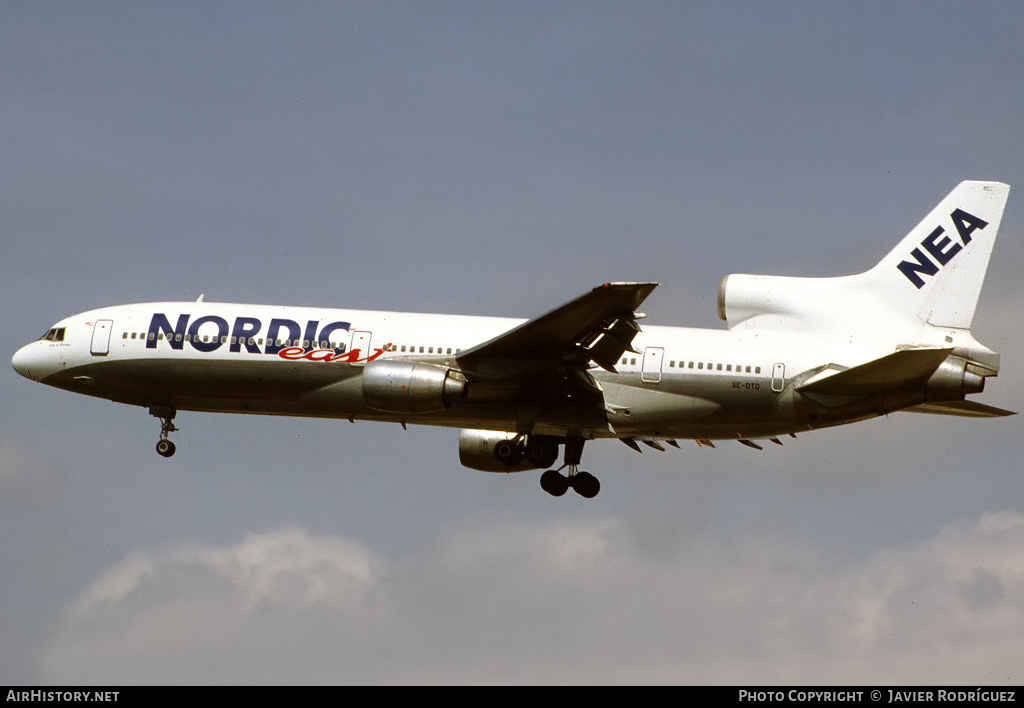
xmin=904 ymin=401 xmax=1016 ymax=418
xmin=798 ymin=348 xmax=953 ymax=396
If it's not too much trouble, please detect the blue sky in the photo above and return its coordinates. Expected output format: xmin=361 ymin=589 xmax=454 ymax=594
xmin=3 ymin=1 xmax=1024 ymax=683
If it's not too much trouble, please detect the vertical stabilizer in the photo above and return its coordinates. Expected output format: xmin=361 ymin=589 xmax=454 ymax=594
xmin=864 ymin=181 xmax=1010 ymax=330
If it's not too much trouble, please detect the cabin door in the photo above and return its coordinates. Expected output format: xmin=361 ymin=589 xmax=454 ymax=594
xmin=771 ymin=363 xmax=786 ymax=392
xmin=91 ymin=320 xmax=113 ymax=356
xmin=350 ymin=331 xmax=373 ymax=365
xmin=641 ymin=347 xmax=665 ymax=383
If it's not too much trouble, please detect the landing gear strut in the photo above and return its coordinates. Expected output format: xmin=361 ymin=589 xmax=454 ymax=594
xmin=539 ymin=435 xmax=601 ymax=499
xmin=150 ymin=406 xmax=178 ymax=458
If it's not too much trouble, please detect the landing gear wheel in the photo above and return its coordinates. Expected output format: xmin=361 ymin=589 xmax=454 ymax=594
xmin=540 ymin=469 xmax=569 ymax=497
xmin=525 ymin=438 xmax=559 ymax=469
xmin=571 ymin=471 xmax=600 ymax=499
xmin=149 ymin=406 xmax=179 ymax=459
xmin=494 ymin=440 xmax=524 ymax=467
xmin=156 ymin=439 xmax=176 ymax=458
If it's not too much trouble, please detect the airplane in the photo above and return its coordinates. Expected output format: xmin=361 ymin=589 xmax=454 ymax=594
xmin=11 ymin=181 xmax=1015 ymax=498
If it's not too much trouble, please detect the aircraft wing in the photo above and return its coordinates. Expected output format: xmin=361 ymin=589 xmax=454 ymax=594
xmin=457 ymin=282 xmax=659 ymax=377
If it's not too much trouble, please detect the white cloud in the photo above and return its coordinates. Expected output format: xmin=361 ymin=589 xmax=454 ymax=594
xmin=40 ymin=510 xmax=1024 ymax=684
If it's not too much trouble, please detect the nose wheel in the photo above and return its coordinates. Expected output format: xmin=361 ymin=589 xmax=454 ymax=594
xmin=150 ymin=406 xmax=178 ymax=458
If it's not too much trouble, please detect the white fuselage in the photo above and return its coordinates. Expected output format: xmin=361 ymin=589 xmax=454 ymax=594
xmin=11 ymin=299 xmax=922 ymax=442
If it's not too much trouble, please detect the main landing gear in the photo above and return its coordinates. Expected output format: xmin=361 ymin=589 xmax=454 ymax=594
xmin=539 ymin=436 xmax=601 ymax=499
xmin=149 ymin=406 xmax=178 ymax=458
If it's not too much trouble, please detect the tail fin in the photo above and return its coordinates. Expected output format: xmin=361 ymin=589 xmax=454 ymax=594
xmin=864 ymin=180 xmax=1010 ymax=330
xmin=718 ymin=181 xmax=1010 ymax=336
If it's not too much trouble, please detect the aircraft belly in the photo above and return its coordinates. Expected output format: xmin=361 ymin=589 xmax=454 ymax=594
xmin=597 ymin=374 xmax=785 ymax=436
xmin=41 ymin=357 xmax=359 ymax=411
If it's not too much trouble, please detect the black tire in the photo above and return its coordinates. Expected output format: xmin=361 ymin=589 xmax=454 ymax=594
xmin=539 ymin=469 xmax=569 ymax=497
xmin=571 ymin=471 xmax=600 ymax=498
xmin=494 ymin=440 xmax=524 ymax=466
xmin=525 ymin=439 xmax=559 ymax=469
xmin=156 ymin=440 xmax=176 ymax=458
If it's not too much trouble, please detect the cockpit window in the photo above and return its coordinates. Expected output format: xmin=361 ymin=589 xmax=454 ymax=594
xmin=39 ymin=328 xmax=66 ymax=342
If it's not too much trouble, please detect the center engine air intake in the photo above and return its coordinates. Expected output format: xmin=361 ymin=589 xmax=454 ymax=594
xmin=362 ymin=359 xmax=468 ymax=414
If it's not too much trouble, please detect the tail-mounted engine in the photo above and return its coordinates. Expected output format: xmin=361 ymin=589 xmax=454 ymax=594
xmin=362 ymin=360 xmax=467 ymax=414
xmin=717 ymin=273 xmax=828 ymax=327
xmin=926 ymin=355 xmax=986 ymax=402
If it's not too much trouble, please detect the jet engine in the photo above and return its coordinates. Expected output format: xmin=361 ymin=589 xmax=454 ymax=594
xmin=717 ymin=273 xmax=870 ymax=329
xmin=362 ymin=360 xmax=467 ymax=413
xmin=717 ymin=273 xmax=813 ymax=325
xmin=926 ymin=355 xmax=986 ymax=402
xmin=458 ymin=429 xmax=560 ymax=472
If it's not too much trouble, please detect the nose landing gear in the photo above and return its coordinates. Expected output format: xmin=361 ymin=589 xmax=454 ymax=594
xmin=149 ymin=406 xmax=178 ymax=458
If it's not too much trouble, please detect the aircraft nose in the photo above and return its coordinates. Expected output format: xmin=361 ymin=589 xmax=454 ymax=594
xmin=12 ymin=343 xmax=41 ymax=381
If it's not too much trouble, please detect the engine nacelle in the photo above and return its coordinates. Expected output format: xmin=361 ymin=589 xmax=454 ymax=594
xmin=458 ymin=430 xmax=560 ymax=473
xmin=926 ymin=355 xmax=985 ymax=402
xmin=717 ymin=273 xmax=869 ymax=330
xmin=362 ymin=360 xmax=467 ymax=414
xmin=718 ymin=273 xmax=812 ymax=324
